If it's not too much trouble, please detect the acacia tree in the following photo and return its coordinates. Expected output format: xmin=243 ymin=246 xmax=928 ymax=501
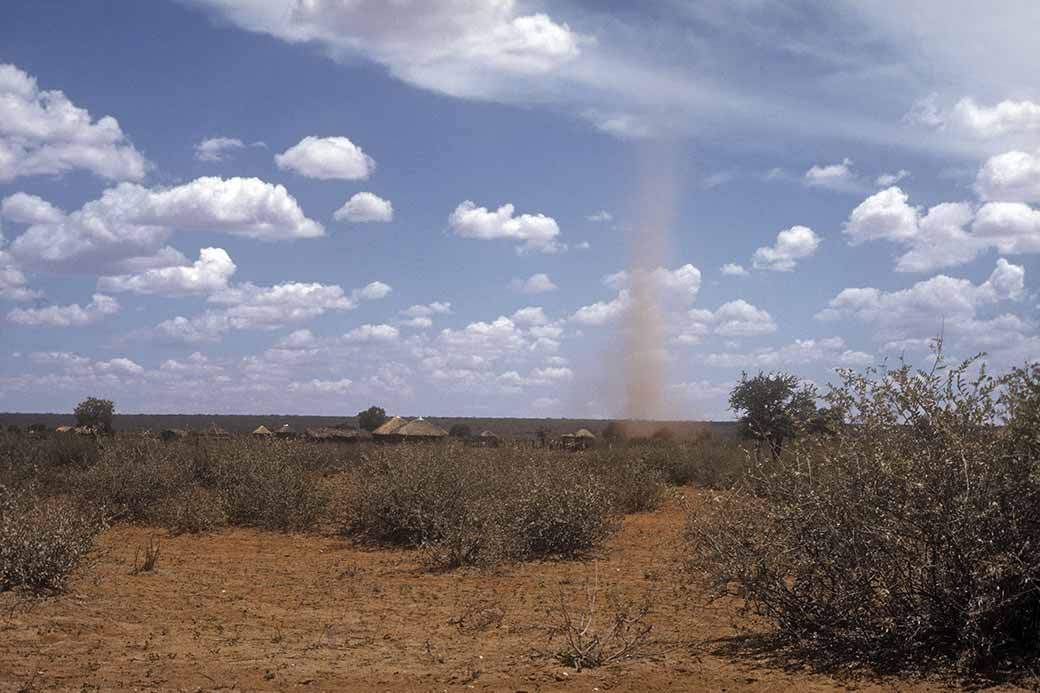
xmin=75 ymin=396 xmax=115 ymax=433
xmin=357 ymin=405 xmax=388 ymax=432
xmin=728 ymin=372 xmax=818 ymax=460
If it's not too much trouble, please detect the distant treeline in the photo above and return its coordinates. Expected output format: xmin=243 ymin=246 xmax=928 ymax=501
xmin=0 ymin=413 xmax=737 ymax=440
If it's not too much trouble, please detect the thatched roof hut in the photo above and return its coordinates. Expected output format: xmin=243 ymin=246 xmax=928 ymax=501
xmin=396 ymin=418 xmax=448 ymax=438
xmin=305 ymin=427 xmax=370 ymax=443
xmin=275 ymin=424 xmax=296 ymax=438
xmin=252 ymin=425 xmax=273 ymax=436
xmin=374 ymin=417 xmax=448 ymax=442
xmin=372 ymin=416 xmax=407 ymax=436
xmin=55 ymin=425 xmax=74 ymax=433
xmin=470 ymin=429 xmax=500 ymax=447
xmin=572 ymin=428 xmax=596 ymax=449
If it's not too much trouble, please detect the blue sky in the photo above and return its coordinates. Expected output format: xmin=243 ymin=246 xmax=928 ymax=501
xmin=1 ymin=0 xmax=1038 ymax=418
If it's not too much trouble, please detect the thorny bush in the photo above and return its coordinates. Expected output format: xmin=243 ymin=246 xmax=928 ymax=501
xmin=0 ymin=486 xmax=103 ymax=593
xmin=344 ymin=445 xmax=621 ymax=569
xmin=690 ymin=352 xmax=1040 ymax=670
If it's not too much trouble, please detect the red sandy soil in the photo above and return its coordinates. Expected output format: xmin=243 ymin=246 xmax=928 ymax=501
xmin=0 ymin=490 xmax=1020 ymax=692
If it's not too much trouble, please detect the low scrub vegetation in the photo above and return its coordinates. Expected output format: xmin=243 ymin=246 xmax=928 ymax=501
xmin=0 ymin=416 xmax=749 ymax=588
xmin=344 ymin=446 xmax=622 ymax=568
xmin=690 ymin=353 xmax=1040 ymax=670
xmin=547 ymin=574 xmax=656 ymax=671
xmin=0 ymin=487 xmax=102 ymax=593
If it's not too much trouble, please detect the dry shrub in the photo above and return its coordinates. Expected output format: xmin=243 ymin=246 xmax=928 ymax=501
xmin=129 ymin=535 xmax=161 ymax=575
xmin=545 ymin=571 xmax=655 ymax=670
xmin=2 ymin=435 xmax=342 ymax=541
xmin=32 ymin=434 xmax=100 ymax=468
xmin=506 ymin=461 xmax=617 ymax=558
xmin=585 ymin=453 xmax=665 ymax=513
xmin=73 ymin=438 xmax=328 ymax=532
xmin=77 ymin=439 xmax=192 ymax=523
xmin=0 ymin=487 xmax=102 ymax=593
xmin=345 ymin=446 xmax=619 ymax=569
xmin=690 ymin=353 xmax=1040 ymax=670
xmin=639 ymin=434 xmax=747 ymax=488
xmin=345 ymin=444 xmax=486 ymax=547
xmin=211 ymin=441 xmax=329 ymax=531
xmin=0 ymin=433 xmax=100 ymax=494
xmin=162 ymin=487 xmax=227 ymax=534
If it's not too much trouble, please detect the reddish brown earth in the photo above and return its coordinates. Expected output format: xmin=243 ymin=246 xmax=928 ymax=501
xmin=0 ymin=490 xmax=1016 ymax=692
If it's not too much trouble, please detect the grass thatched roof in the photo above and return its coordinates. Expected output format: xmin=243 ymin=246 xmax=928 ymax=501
xmin=372 ymin=416 xmax=407 ymax=436
xmin=252 ymin=425 xmax=272 ymax=435
xmin=574 ymin=428 xmax=596 ymax=439
xmin=395 ymin=418 xmax=448 ymax=438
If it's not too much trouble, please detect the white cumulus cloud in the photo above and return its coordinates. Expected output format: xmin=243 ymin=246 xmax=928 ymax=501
xmin=334 ymin=192 xmax=393 ymax=223
xmin=511 ymin=306 xmax=548 ymax=325
xmin=7 ymin=293 xmax=119 ymax=327
xmin=875 ymin=170 xmax=910 ymax=187
xmin=401 ymin=302 xmax=451 ymax=318
xmin=98 ymin=247 xmax=236 ymax=295
xmin=344 ymin=323 xmax=400 ymax=342
xmin=194 ymin=137 xmax=245 ymax=162
xmin=155 ymin=276 xmax=390 ymax=343
xmin=685 ymin=300 xmax=778 ymax=340
xmin=844 ymin=186 xmax=1040 ymax=272
xmin=275 ymin=135 xmax=375 ymax=180
xmin=510 ymin=273 xmax=557 ymax=294
xmin=704 ymin=337 xmax=872 ymax=369
xmin=0 ymin=63 xmax=149 ymax=182
xmin=973 ymin=202 xmax=1040 ymax=255
xmin=817 ymin=259 xmax=1024 ymax=328
xmin=604 ymin=264 xmax=702 ymax=303
xmin=752 ymin=225 xmax=820 ymax=271
xmin=1 ymin=192 xmax=64 ymax=224
xmin=804 ymin=158 xmax=861 ymax=192
xmin=920 ymin=97 xmax=1040 ymax=139
xmin=184 ymin=1 xmax=582 ymax=104
xmin=976 ymin=149 xmax=1040 ymax=202
xmin=449 ymin=200 xmax=562 ymax=254
xmin=3 ymin=177 xmax=323 ymax=273
xmin=288 ymin=378 xmax=353 ymax=394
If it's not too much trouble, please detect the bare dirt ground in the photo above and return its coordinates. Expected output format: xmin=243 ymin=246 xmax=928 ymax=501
xmin=0 ymin=490 xmax=1015 ymax=692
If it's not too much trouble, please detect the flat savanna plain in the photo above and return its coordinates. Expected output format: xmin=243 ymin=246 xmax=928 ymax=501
xmin=1 ymin=488 xmax=976 ymax=692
